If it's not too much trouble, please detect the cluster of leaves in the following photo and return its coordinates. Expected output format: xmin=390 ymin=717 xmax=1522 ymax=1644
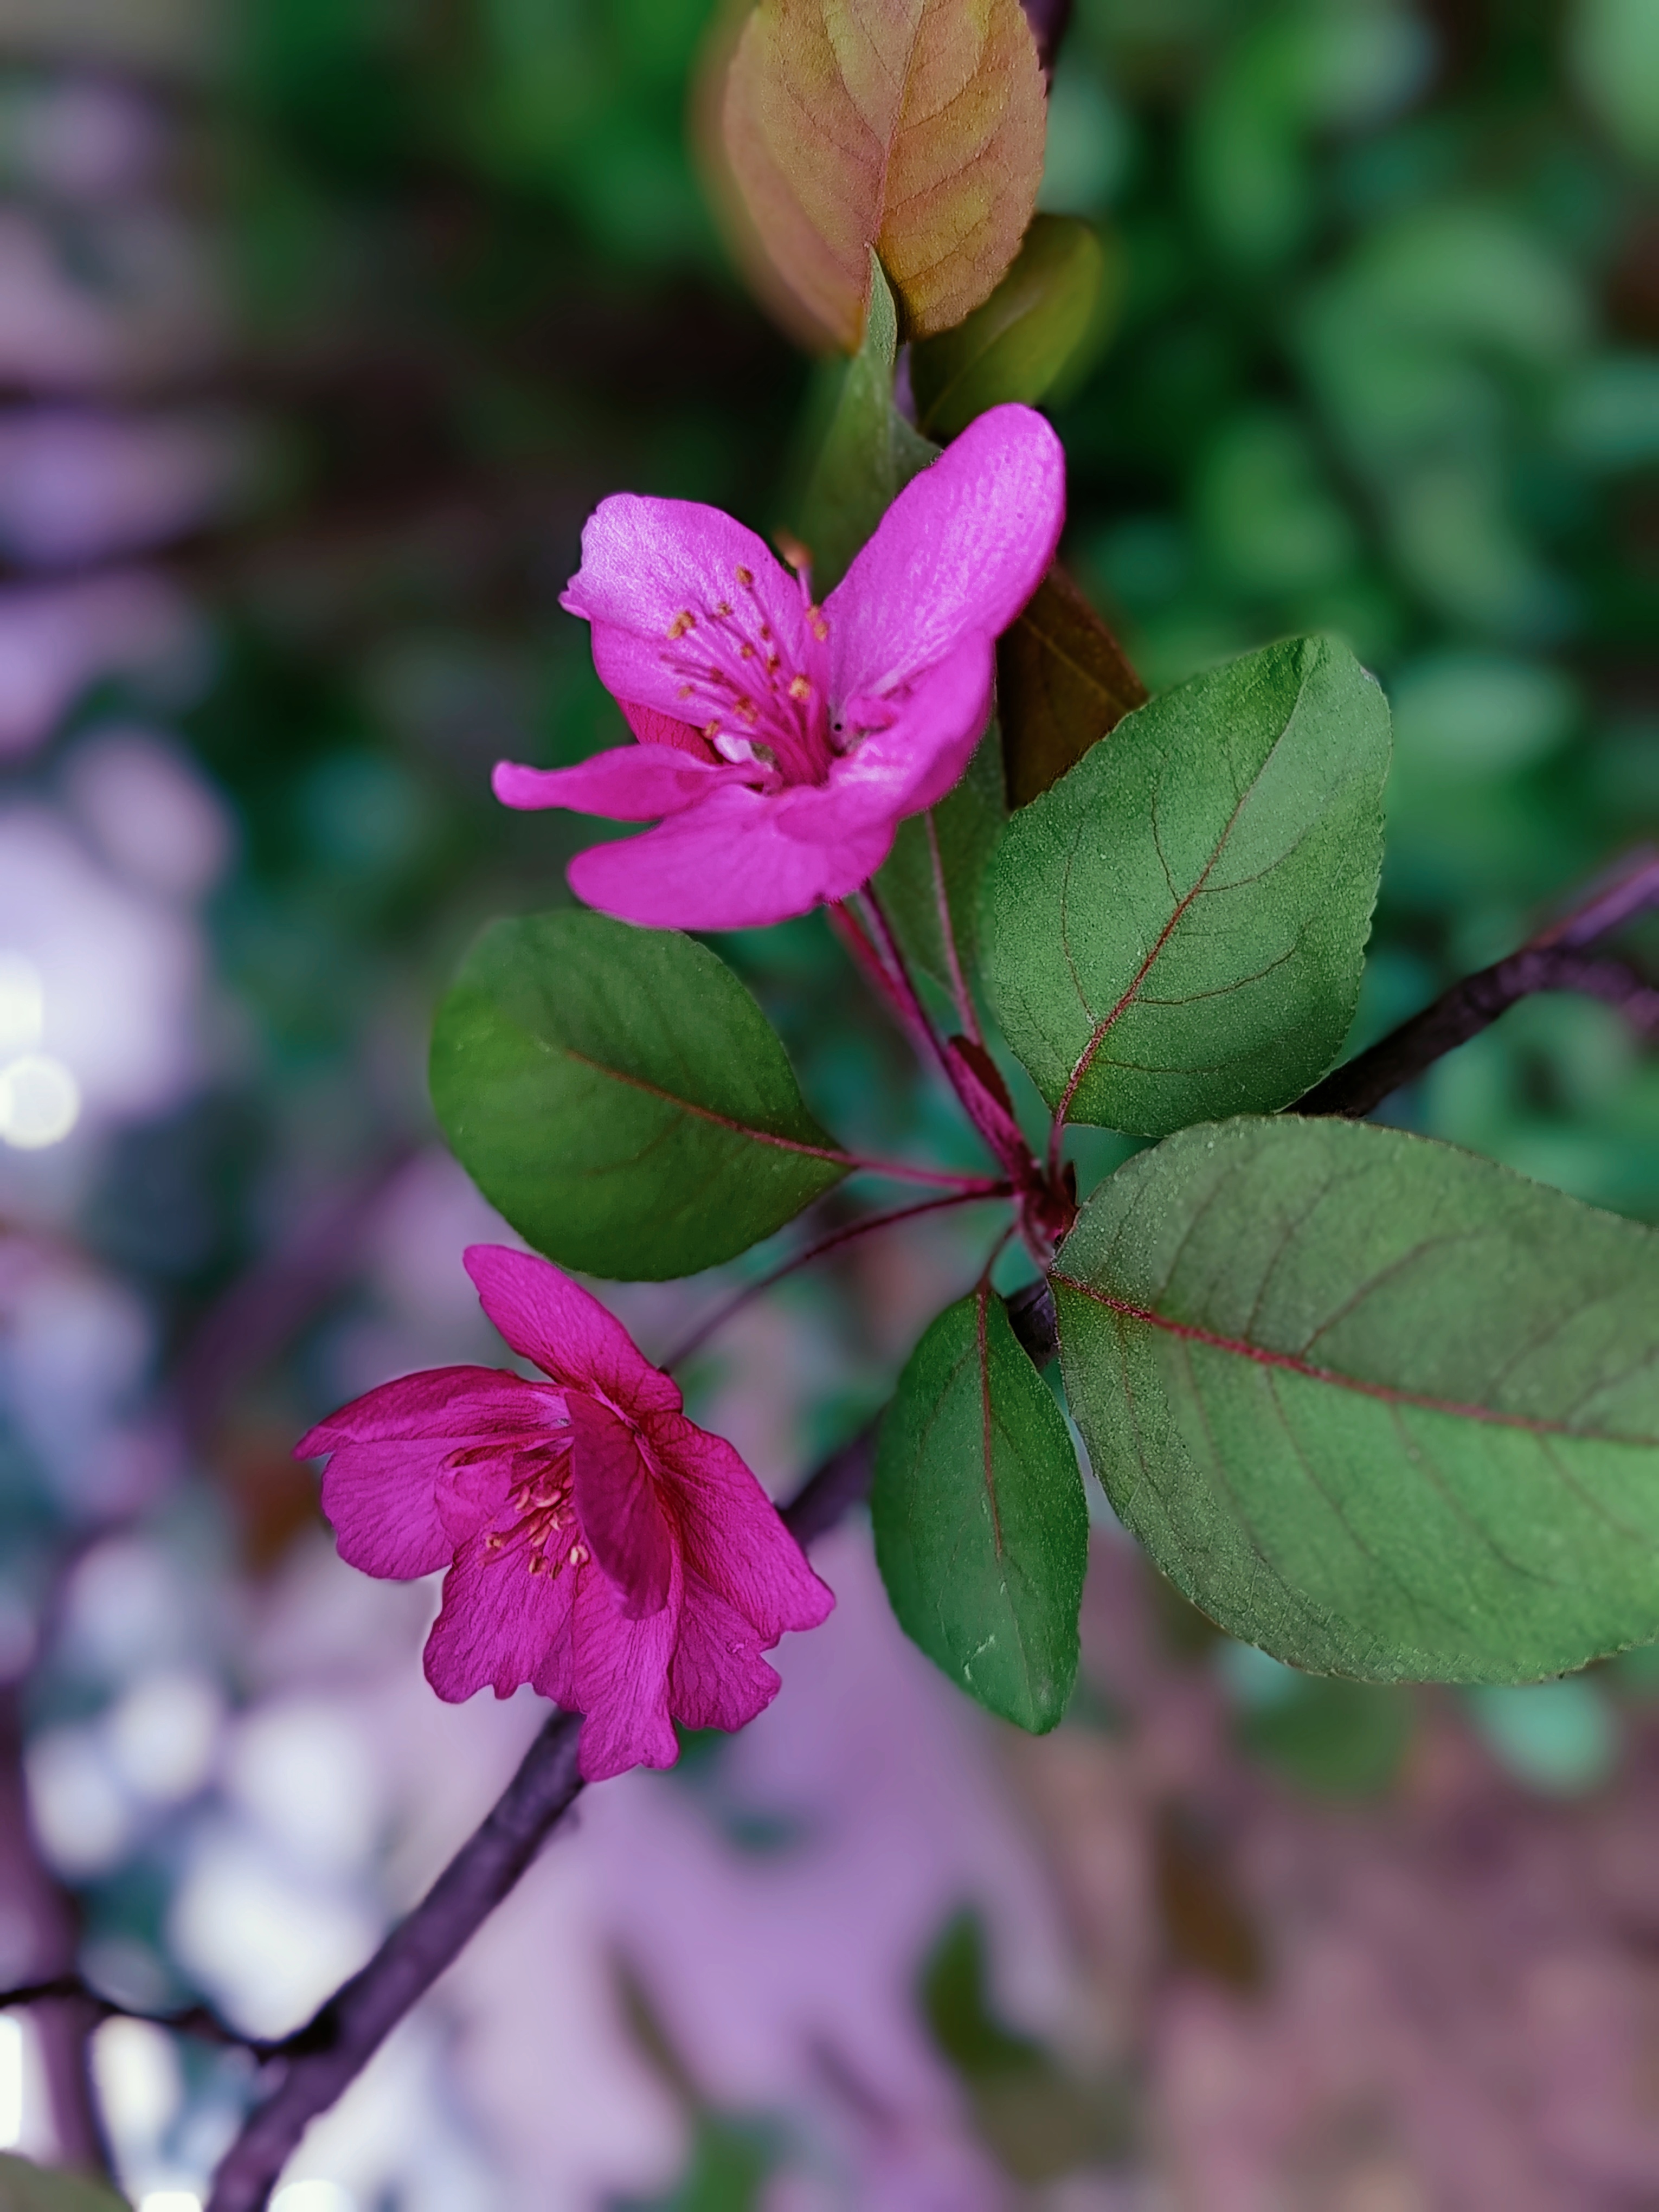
xmin=430 ymin=0 xmax=1659 ymax=1738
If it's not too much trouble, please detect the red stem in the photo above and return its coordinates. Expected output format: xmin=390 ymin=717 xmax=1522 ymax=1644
xmin=924 ymin=811 xmax=984 ymax=1049
xmin=663 ymin=1186 xmax=1011 ymax=1371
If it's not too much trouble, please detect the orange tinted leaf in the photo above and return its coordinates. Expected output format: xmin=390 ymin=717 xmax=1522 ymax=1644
xmin=722 ymin=0 xmax=1047 ymax=352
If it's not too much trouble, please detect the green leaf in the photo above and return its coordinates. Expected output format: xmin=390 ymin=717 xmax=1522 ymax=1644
xmin=910 ymin=215 xmax=1108 ymax=439
xmin=873 ymin=1285 xmax=1089 ymax=1731
xmin=982 ymin=635 xmax=1390 ymax=1137
xmin=430 ymin=910 xmax=848 ymax=1281
xmin=1053 ymin=1115 xmax=1659 ymax=1684
xmin=796 ymin=253 xmax=936 ymax=593
xmin=995 ymin=563 xmax=1148 ymax=811
xmin=0 ymin=2158 xmax=131 ymax=2212
xmin=873 ymin=726 xmax=1006 ymax=1000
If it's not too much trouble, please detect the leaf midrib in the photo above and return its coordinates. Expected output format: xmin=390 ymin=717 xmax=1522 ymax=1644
xmin=559 ymin=1044 xmax=848 ymax=1168
xmin=1051 ymin=1272 xmax=1656 ymax=1446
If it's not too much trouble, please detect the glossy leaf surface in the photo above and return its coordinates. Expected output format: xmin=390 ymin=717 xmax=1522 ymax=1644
xmin=996 ymin=563 xmax=1147 ymax=809
xmin=1055 ymin=1116 xmax=1659 ymax=1683
xmin=874 ymin=1283 xmax=1088 ymax=1731
xmin=911 ymin=215 xmax=1106 ymax=437
xmin=983 ymin=636 xmax=1389 ymax=1135
xmin=722 ymin=0 xmax=1046 ymax=350
xmin=431 ymin=911 xmax=847 ymax=1280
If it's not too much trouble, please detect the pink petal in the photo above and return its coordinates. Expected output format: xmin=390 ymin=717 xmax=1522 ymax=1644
xmin=491 ymin=744 xmax=756 ymax=821
xmin=620 ymin=699 xmax=717 ymax=759
xmin=568 ymin=785 xmax=892 ymax=931
xmin=669 ymin=1572 xmax=786 ymax=1733
xmin=464 ymin=1245 xmax=680 ymax=1415
xmin=564 ymin=493 xmax=811 ymax=732
xmin=567 ymin=1394 xmax=673 ymax=1619
xmin=826 ymin=404 xmax=1064 ymax=700
xmin=645 ymin=1408 xmax=834 ymax=1643
xmin=776 ymin=639 xmax=994 ymax=845
xmin=298 ymin=1366 xmax=545 ymax=1580
xmin=556 ymin=1551 xmax=683 ymax=1780
xmin=424 ymin=1527 xmax=578 ymax=1701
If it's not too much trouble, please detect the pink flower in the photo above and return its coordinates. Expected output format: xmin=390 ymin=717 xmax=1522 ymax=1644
xmin=295 ymin=1245 xmax=834 ymax=1782
xmin=493 ymin=403 xmax=1065 ymax=930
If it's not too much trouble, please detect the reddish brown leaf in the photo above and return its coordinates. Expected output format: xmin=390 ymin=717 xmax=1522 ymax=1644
xmin=996 ymin=561 xmax=1147 ymax=808
xmin=722 ymin=0 xmax=1047 ymax=351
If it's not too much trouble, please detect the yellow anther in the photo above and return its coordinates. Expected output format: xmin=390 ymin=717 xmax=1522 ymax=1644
xmin=735 ymin=564 xmax=753 ymax=587
xmin=666 ymin=610 xmax=696 ymax=640
xmin=788 ymin=674 xmax=812 ymax=702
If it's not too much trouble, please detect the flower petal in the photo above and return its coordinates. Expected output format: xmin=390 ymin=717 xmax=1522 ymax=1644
xmin=645 ymin=1408 xmax=834 ymax=1643
xmin=776 ymin=638 xmax=994 ymax=845
xmin=424 ymin=1528 xmax=578 ymax=1701
xmin=669 ymin=1572 xmax=786 ymax=1733
xmin=556 ymin=1550 xmax=683 ymax=1780
xmin=464 ymin=1245 xmax=680 ymax=1414
xmin=826 ymin=403 xmax=1064 ymax=699
xmin=568 ymin=785 xmax=892 ymax=931
xmin=567 ymin=1394 xmax=673 ymax=1619
xmin=298 ymin=1366 xmax=544 ymax=1580
xmin=564 ymin=493 xmax=811 ymax=730
xmin=620 ymin=699 xmax=717 ymax=758
xmin=492 ymin=744 xmax=756 ymax=821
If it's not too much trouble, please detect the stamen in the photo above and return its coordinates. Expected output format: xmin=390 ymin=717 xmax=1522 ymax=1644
xmin=666 ymin=609 xmax=696 ymax=640
xmin=788 ymin=674 xmax=812 ymax=703
xmin=735 ymin=564 xmax=753 ymax=587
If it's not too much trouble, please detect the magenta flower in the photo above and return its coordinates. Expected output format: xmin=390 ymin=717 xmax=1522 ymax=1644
xmin=493 ymin=403 xmax=1065 ymax=930
xmin=295 ymin=1245 xmax=833 ymax=1782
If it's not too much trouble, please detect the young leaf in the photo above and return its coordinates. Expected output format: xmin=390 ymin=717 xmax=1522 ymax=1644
xmin=873 ymin=725 xmax=1006 ymax=999
xmin=798 ymin=254 xmax=937 ymax=592
xmin=910 ymin=215 xmax=1107 ymax=438
xmin=982 ymin=636 xmax=1389 ymax=1136
xmin=873 ymin=1283 xmax=1088 ymax=1731
xmin=722 ymin=0 xmax=1047 ymax=351
xmin=430 ymin=910 xmax=847 ymax=1281
xmin=1054 ymin=1115 xmax=1659 ymax=1684
xmin=996 ymin=562 xmax=1147 ymax=808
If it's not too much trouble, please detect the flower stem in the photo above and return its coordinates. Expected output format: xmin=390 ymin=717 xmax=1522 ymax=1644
xmin=924 ymin=810 xmax=985 ymax=1049
xmin=663 ymin=1187 xmax=1012 ymax=1371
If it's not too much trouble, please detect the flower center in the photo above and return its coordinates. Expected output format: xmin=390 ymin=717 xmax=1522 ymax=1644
xmin=658 ymin=561 xmax=834 ymax=786
xmin=482 ymin=1446 xmax=591 ymax=1578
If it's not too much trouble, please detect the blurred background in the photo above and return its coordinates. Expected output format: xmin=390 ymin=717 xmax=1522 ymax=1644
xmin=0 ymin=0 xmax=1655 ymax=2204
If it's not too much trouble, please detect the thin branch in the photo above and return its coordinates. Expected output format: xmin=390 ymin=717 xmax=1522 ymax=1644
xmin=843 ymin=1155 xmax=1007 ymax=1194
xmin=0 ymin=1691 xmax=114 ymax=2176
xmin=1300 ymin=850 xmax=1659 ymax=1120
xmin=856 ymin=883 xmax=960 ymax=1093
xmin=662 ymin=1187 xmax=1011 ymax=1372
xmin=0 ymin=1975 xmax=254 ymax=2054
xmin=203 ymin=1431 xmax=884 ymax=2212
xmin=825 ymin=900 xmax=938 ymax=1068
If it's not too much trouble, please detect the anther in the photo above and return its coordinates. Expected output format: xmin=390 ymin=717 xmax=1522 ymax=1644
xmin=666 ymin=610 xmax=696 ymax=640
xmin=568 ymin=1543 xmax=589 ymax=1568
xmin=735 ymin=564 xmax=753 ymax=587
xmin=788 ymin=674 xmax=812 ymax=703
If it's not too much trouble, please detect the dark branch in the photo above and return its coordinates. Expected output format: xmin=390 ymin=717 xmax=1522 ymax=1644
xmin=0 ymin=1975 xmax=253 ymax=2053
xmin=203 ymin=1418 xmax=903 ymax=2211
xmin=1300 ymin=850 xmax=1659 ymax=1120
